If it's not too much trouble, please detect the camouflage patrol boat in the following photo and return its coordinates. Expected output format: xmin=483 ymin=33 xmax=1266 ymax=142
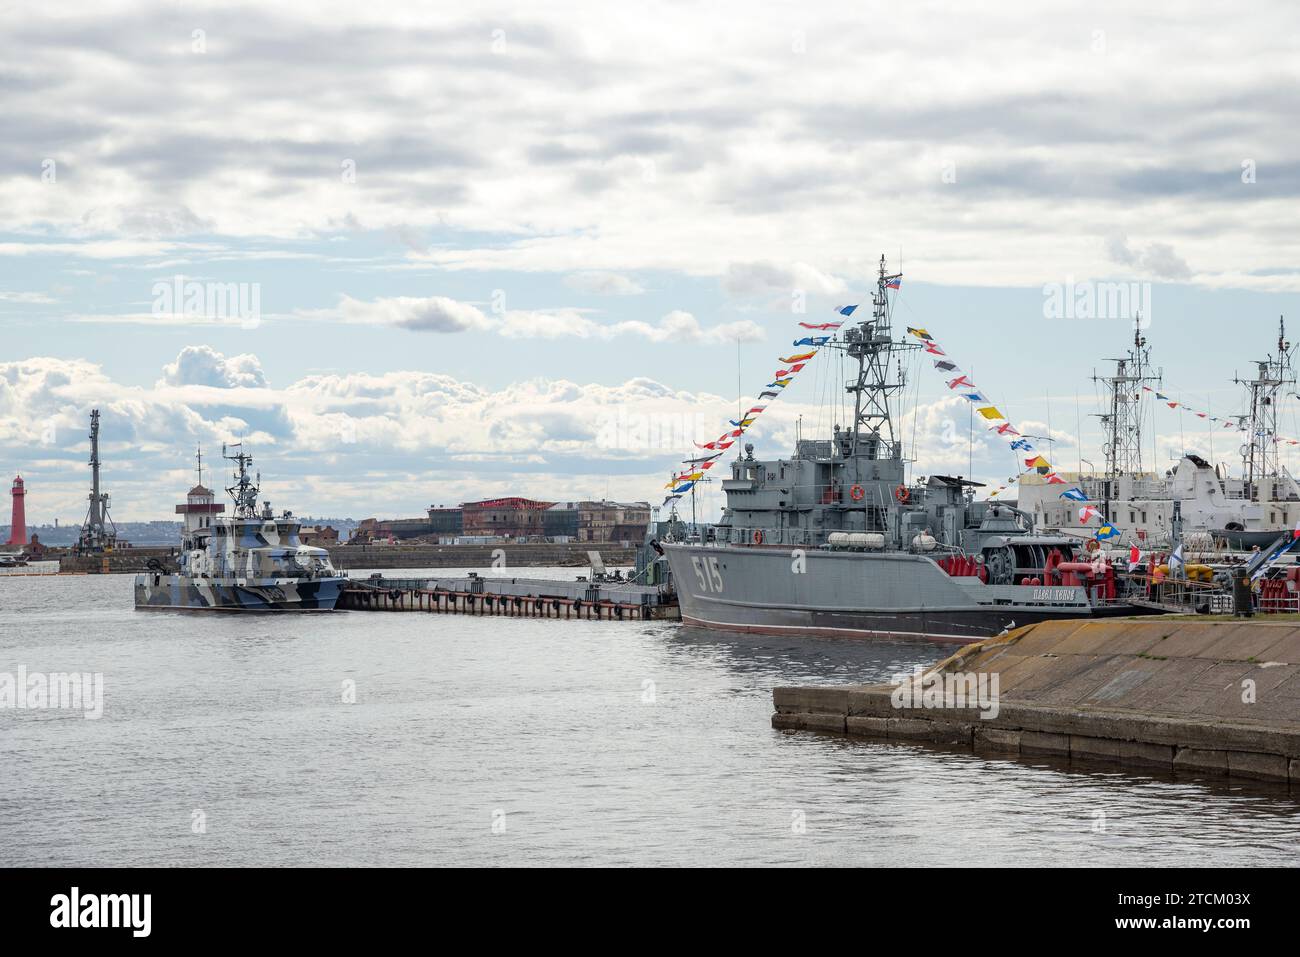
xmin=134 ymin=445 xmax=345 ymax=612
xmin=661 ymin=256 xmax=1158 ymax=645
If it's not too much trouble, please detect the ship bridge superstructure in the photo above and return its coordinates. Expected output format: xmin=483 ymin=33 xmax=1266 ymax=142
xmin=712 ymin=256 xmax=1040 ymax=555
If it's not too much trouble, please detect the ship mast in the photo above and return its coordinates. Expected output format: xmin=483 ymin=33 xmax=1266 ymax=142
xmin=1091 ymin=321 xmax=1162 ymax=490
xmin=1234 ymin=317 xmax=1295 ymax=500
xmin=840 ymin=255 xmax=917 ymax=458
xmin=222 ymin=442 xmax=261 ymax=518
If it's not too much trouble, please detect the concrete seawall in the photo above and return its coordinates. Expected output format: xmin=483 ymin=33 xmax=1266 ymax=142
xmin=328 ymin=542 xmax=637 ymax=570
xmin=53 ymin=542 xmax=636 ymax=574
xmin=59 ymin=548 xmax=175 ymax=574
xmin=773 ymin=619 xmax=1300 ymax=784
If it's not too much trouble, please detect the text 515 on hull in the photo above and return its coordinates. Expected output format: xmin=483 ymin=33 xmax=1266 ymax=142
xmin=660 ymin=255 xmax=1158 ymax=644
xmin=665 ymin=531 xmax=1153 ymax=646
xmin=134 ymin=444 xmax=347 ymax=612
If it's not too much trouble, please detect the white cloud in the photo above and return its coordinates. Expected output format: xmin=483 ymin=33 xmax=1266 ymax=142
xmin=496 ymin=308 xmax=601 ymax=339
xmin=302 ymin=295 xmax=765 ymax=343
xmin=2 ymin=2 xmax=1298 ymax=290
xmin=1104 ymin=235 xmax=1193 ymax=281
xmin=0 ymin=347 xmax=820 ymax=521
xmin=71 ymin=312 xmax=271 ymax=327
xmin=608 ymin=311 xmax=765 ymax=344
xmin=563 ymin=271 xmax=646 ymax=296
xmin=333 ymin=294 xmax=494 ymax=333
xmin=159 ymin=345 xmax=269 ymax=388
xmin=0 ymin=291 xmax=57 ymax=304
xmin=0 ymin=241 xmax=223 ymax=260
xmin=723 ymin=262 xmax=848 ymax=299
xmin=80 ymin=204 xmax=209 ymax=238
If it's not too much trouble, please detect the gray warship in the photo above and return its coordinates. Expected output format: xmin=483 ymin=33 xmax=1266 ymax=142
xmin=135 ymin=445 xmax=346 ymax=612
xmin=660 ymin=256 xmax=1156 ymax=644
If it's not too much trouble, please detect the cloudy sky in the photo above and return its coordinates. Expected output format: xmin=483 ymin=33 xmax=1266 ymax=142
xmin=3 ymin=1 xmax=1300 ymax=523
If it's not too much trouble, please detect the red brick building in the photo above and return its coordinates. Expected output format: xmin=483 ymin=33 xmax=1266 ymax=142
xmin=574 ymin=501 xmax=652 ymax=543
xmin=300 ymin=525 xmax=340 ymax=546
xmin=350 ymin=517 xmax=433 ymax=542
xmin=461 ymin=498 xmax=555 ymax=539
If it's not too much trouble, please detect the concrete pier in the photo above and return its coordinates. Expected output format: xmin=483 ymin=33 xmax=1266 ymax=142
xmin=340 ymin=573 xmax=678 ymax=621
xmin=773 ymin=619 xmax=1300 ymax=784
xmin=0 ymin=560 xmax=59 ymax=576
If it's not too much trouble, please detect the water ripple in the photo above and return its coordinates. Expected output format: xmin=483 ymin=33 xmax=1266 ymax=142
xmin=2 ymin=571 xmax=1297 ymax=866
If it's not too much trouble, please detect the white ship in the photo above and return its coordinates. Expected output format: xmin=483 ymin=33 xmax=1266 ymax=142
xmin=1018 ymin=322 xmax=1300 ymax=549
xmin=135 ymin=445 xmax=346 ymax=612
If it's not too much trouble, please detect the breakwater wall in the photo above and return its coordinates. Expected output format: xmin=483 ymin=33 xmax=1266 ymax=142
xmin=328 ymin=542 xmax=637 ymax=570
xmin=58 ymin=548 xmax=176 ymax=574
xmin=0 ymin=561 xmax=60 ymax=576
xmin=50 ymin=542 xmax=636 ymax=574
xmin=773 ymin=618 xmax=1300 ymax=785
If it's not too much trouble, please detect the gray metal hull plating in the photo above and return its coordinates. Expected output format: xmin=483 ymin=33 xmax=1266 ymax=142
xmin=134 ymin=574 xmax=345 ymax=611
xmin=665 ymin=544 xmax=1147 ymax=644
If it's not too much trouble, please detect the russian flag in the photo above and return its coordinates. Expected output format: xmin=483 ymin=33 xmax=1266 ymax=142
xmin=885 ymin=278 xmax=901 ymax=289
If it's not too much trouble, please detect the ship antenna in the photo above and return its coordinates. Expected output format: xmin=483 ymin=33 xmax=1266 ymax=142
xmin=1233 ymin=320 xmax=1296 ymax=501
xmin=834 ymin=253 xmax=917 ymax=459
xmin=736 ymin=334 xmax=744 ymax=461
xmin=222 ymin=440 xmax=260 ymax=518
xmin=1091 ymin=319 xmax=1161 ymax=488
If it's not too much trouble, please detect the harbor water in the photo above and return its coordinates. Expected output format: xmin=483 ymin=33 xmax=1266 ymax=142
xmin=3 ymin=569 xmax=1298 ymax=867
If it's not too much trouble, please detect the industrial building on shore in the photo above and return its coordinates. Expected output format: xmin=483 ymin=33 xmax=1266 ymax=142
xmin=351 ymin=498 xmax=652 ymax=546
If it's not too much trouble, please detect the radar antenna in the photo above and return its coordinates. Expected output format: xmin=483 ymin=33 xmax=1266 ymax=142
xmin=1091 ymin=320 xmax=1162 ymax=481
xmin=1234 ymin=316 xmax=1296 ymax=500
xmin=834 ymin=254 xmax=919 ymax=459
xmin=222 ymin=442 xmax=261 ymax=518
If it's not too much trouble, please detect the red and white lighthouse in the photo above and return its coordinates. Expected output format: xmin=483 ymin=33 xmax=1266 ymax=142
xmin=7 ymin=475 xmax=27 ymax=546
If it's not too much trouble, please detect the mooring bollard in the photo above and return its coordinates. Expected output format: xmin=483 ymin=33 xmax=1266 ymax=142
xmin=1234 ymin=574 xmax=1254 ymax=617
